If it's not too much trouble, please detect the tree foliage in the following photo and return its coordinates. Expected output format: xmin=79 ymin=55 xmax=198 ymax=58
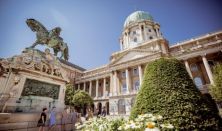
xmin=71 ymin=90 xmax=93 ymax=110
xmin=130 ymin=58 xmax=222 ymax=130
xmin=210 ymin=64 xmax=222 ymax=102
xmin=64 ymin=84 xmax=75 ymax=105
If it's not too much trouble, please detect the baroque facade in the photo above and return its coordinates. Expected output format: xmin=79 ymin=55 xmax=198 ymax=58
xmin=0 ymin=11 xmax=221 ymax=115
xmin=74 ymin=11 xmax=222 ymax=115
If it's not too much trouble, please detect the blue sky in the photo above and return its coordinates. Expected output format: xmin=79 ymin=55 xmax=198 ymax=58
xmin=0 ymin=0 xmax=222 ymax=69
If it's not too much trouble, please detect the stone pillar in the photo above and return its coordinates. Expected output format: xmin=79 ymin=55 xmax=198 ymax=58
xmin=78 ymin=84 xmax=80 ymax=90
xmin=202 ymin=55 xmax=214 ymax=84
xmin=143 ymin=26 xmax=148 ymax=41
xmin=103 ymin=78 xmax=106 ymax=98
xmin=154 ymin=26 xmax=160 ymax=37
xmin=184 ymin=60 xmax=193 ymax=79
xmin=125 ymin=68 xmax=130 ymax=94
xmin=120 ymin=40 xmax=123 ymax=50
xmin=96 ymin=79 xmax=99 ymax=98
xmin=113 ymin=71 xmax=117 ymax=96
xmin=83 ymin=82 xmax=86 ymax=91
xmin=89 ymin=81 xmax=92 ymax=96
xmin=109 ymin=73 xmax=113 ymax=96
xmin=138 ymin=65 xmax=143 ymax=86
xmin=140 ymin=25 xmax=144 ymax=42
xmin=127 ymin=31 xmax=130 ymax=47
xmin=124 ymin=32 xmax=128 ymax=48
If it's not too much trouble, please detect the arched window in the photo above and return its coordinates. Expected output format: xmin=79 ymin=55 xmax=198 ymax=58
xmin=133 ymin=37 xmax=137 ymax=42
xmin=194 ymin=77 xmax=203 ymax=88
xmin=190 ymin=64 xmax=198 ymax=72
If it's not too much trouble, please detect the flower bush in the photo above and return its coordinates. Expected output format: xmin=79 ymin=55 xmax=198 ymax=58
xmin=79 ymin=113 xmax=173 ymax=131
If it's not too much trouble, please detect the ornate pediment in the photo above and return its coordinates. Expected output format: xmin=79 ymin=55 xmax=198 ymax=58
xmin=110 ymin=49 xmax=158 ymax=65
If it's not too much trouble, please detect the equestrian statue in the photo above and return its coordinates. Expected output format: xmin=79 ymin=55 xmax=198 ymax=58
xmin=26 ymin=19 xmax=69 ymax=61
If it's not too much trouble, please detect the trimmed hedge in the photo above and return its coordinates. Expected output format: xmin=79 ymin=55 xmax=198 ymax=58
xmin=130 ymin=58 xmax=222 ymax=130
xmin=72 ymin=90 xmax=93 ymax=110
xmin=210 ymin=64 xmax=222 ymax=102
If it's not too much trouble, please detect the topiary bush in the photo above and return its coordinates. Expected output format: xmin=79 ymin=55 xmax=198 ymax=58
xmin=71 ymin=90 xmax=93 ymax=112
xmin=130 ymin=58 xmax=222 ymax=130
xmin=210 ymin=64 xmax=222 ymax=103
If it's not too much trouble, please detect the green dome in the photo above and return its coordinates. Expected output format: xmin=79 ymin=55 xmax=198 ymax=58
xmin=124 ymin=11 xmax=153 ymax=28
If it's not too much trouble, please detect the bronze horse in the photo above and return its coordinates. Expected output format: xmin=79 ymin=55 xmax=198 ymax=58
xmin=26 ymin=19 xmax=69 ymax=61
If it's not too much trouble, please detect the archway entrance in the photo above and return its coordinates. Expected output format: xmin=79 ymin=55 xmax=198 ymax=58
xmin=118 ymin=99 xmax=126 ymax=114
xmin=97 ymin=102 xmax=102 ymax=115
xmin=106 ymin=102 xmax=109 ymax=115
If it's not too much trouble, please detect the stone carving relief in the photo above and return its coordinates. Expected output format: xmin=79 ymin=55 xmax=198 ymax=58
xmin=21 ymin=78 xmax=60 ymax=99
xmin=0 ymin=48 xmax=64 ymax=78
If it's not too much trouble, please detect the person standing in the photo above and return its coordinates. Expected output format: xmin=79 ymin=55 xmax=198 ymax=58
xmin=37 ymin=108 xmax=47 ymax=131
xmin=101 ymin=107 xmax=107 ymax=117
xmin=70 ymin=108 xmax=77 ymax=131
xmin=49 ymin=107 xmax=56 ymax=131
xmin=61 ymin=107 xmax=68 ymax=131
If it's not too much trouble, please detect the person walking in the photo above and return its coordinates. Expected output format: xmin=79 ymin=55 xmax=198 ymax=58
xmin=37 ymin=108 xmax=47 ymax=131
xmin=70 ymin=108 xmax=77 ymax=131
xmin=101 ymin=107 xmax=107 ymax=117
xmin=49 ymin=107 xmax=56 ymax=131
xmin=61 ymin=107 xmax=68 ymax=131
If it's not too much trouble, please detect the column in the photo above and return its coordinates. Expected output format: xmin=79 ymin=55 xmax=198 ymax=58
xmin=138 ymin=65 xmax=143 ymax=86
xmin=83 ymin=82 xmax=86 ymax=91
xmin=78 ymin=84 xmax=80 ymax=90
xmin=96 ymin=79 xmax=99 ymax=98
xmin=140 ymin=25 xmax=144 ymax=42
xmin=127 ymin=31 xmax=130 ymax=47
xmin=125 ymin=68 xmax=130 ymax=94
xmin=143 ymin=26 xmax=148 ymax=41
xmin=120 ymin=40 xmax=123 ymax=50
xmin=202 ymin=55 xmax=214 ymax=84
xmin=113 ymin=71 xmax=117 ymax=96
xmin=155 ymin=27 xmax=160 ymax=37
xmin=103 ymin=78 xmax=106 ymax=98
xmin=89 ymin=81 xmax=92 ymax=96
xmin=184 ymin=60 xmax=193 ymax=79
xmin=109 ymin=73 xmax=113 ymax=96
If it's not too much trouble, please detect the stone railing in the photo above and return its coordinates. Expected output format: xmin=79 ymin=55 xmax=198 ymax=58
xmin=170 ymin=31 xmax=222 ymax=56
xmin=75 ymin=65 xmax=110 ymax=82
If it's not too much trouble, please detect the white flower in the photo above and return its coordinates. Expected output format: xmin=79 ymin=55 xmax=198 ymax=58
xmin=156 ymin=115 xmax=163 ymax=120
xmin=118 ymin=126 xmax=123 ymax=130
xmin=160 ymin=123 xmax=174 ymax=129
xmin=149 ymin=116 xmax=157 ymax=121
xmin=145 ymin=127 xmax=160 ymax=131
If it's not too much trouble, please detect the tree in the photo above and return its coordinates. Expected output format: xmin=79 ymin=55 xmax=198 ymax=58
xmin=64 ymin=84 xmax=75 ymax=106
xmin=71 ymin=90 xmax=93 ymax=112
xmin=210 ymin=64 xmax=222 ymax=104
xmin=130 ymin=58 xmax=222 ymax=130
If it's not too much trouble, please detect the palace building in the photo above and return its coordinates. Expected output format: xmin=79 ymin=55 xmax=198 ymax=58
xmin=0 ymin=11 xmax=222 ymax=115
xmin=73 ymin=11 xmax=222 ymax=115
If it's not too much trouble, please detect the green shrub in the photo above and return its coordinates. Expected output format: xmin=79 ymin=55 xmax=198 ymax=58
xmin=130 ymin=58 xmax=222 ymax=130
xmin=64 ymin=84 xmax=75 ymax=105
xmin=210 ymin=64 xmax=222 ymax=103
xmin=71 ymin=90 xmax=93 ymax=111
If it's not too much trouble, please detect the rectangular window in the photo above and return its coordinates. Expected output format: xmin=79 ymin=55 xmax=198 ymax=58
xmin=133 ymin=68 xmax=138 ymax=76
xmin=122 ymin=71 xmax=126 ymax=78
xmin=122 ymin=83 xmax=127 ymax=93
xmin=134 ymin=81 xmax=140 ymax=91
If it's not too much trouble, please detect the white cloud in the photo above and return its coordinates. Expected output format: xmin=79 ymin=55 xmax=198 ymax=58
xmin=50 ymin=8 xmax=70 ymax=28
